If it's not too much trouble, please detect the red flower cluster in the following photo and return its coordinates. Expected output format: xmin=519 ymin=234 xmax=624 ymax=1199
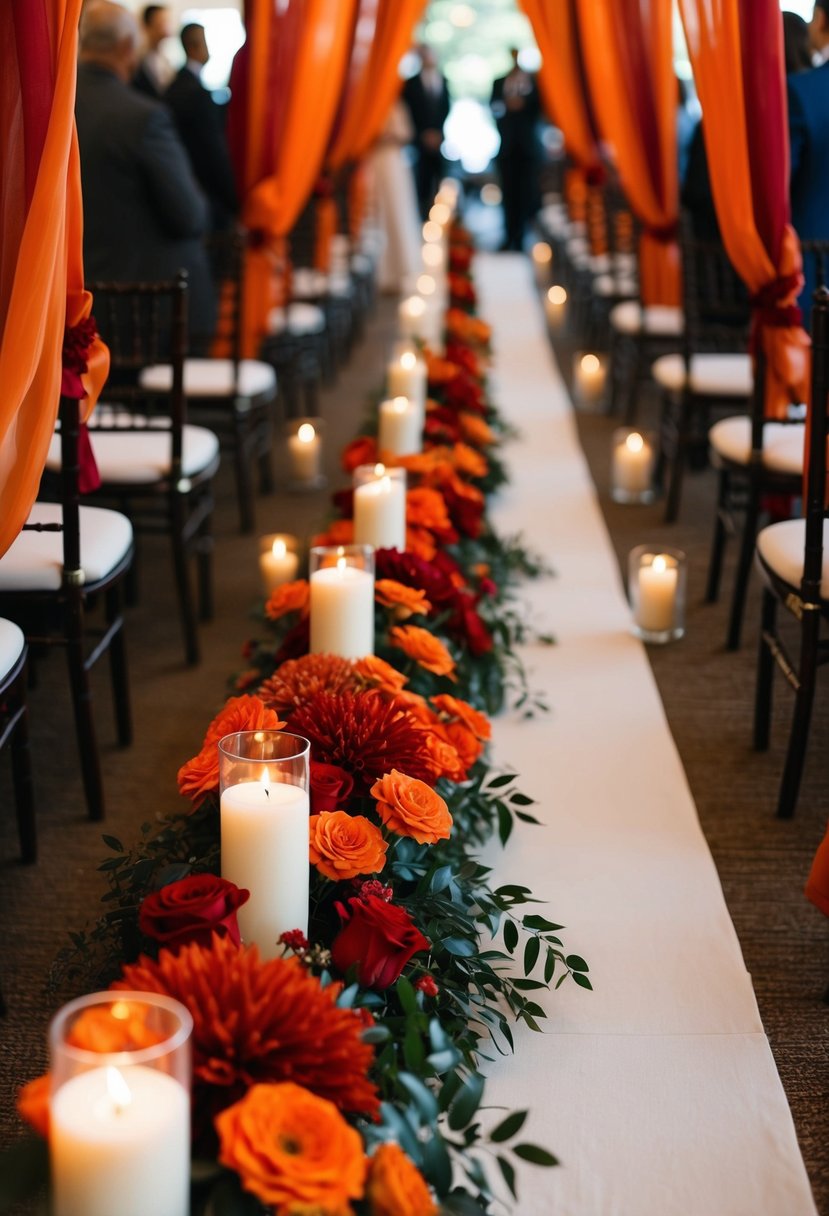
xmin=332 ymin=894 xmax=429 ymax=990
xmin=139 ymin=875 xmax=249 ymax=952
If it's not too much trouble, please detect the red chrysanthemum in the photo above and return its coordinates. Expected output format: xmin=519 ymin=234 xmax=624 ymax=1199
xmin=113 ymin=936 xmax=379 ymax=1137
xmin=286 ymin=690 xmax=443 ymax=788
xmin=259 ymin=654 xmax=358 ymax=717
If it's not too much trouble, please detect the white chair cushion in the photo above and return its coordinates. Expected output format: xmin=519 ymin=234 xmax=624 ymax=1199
xmin=45 ymin=422 xmax=220 ymax=485
xmin=566 ymin=235 xmax=589 ymax=257
xmin=610 ymin=301 xmax=684 ymax=336
xmin=266 ymin=302 xmax=326 ymax=336
xmin=140 ymin=358 xmax=276 ymax=400
xmin=709 ymin=416 xmax=805 ymax=476
xmin=594 ymin=274 xmax=638 ymax=299
xmin=756 ymin=518 xmax=829 ymax=598
xmin=291 ymin=267 xmax=329 ymax=298
xmin=652 ymin=352 xmax=752 ymax=397
xmin=0 ymin=503 xmax=133 ymax=592
xmin=0 ymin=618 xmax=25 ymax=680
xmin=327 ymin=273 xmax=354 ymax=299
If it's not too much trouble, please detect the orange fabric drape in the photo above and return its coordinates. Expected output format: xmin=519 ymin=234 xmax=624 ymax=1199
xmin=678 ymin=0 xmax=809 ymax=419
xmin=519 ymin=0 xmax=601 ymax=174
xmin=577 ymin=0 xmax=681 ymax=307
xmin=0 ymin=0 xmax=107 ymax=558
xmin=328 ymin=0 xmax=427 ymax=171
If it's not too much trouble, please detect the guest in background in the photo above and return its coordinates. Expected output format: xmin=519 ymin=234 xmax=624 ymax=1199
xmin=164 ymin=23 xmax=238 ymax=232
xmin=76 ymin=2 xmax=215 ymax=338
xmin=788 ymin=1 xmax=829 ymax=309
xmin=133 ymin=4 xmax=173 ymax=98
xmin=402 ymin=45 xmax=450 ymax=220
xmin=809 ymin=0 xmax=829 ymax=61
xmin=370 ymin=101 xmax=422 ymax=295
xmin=490 ymin=48 xmax=541 ymax=252
xmin=784 ymin=11 xmax=813 ymax=74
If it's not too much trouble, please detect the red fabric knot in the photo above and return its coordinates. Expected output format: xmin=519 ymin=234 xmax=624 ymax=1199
xmin=646 ymin=221 xmax=679 ymax=244
xmin=585 ymin=164 xmax=606 ymax=187
xmin=61 ymin=314 xmax=98 ymax=399
xmin=749 ymin=274 xmax=803 ymax=331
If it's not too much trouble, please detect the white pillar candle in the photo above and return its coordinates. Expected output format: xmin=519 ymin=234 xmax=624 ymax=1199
xmin=259 ymin=536 xmax=299 ymax=592
xmin=378 ymin=396 xmax=422 ymax=457
xmin=422 ymin=242 xmax=447 ymax=278
xmin=288 ymin=422 xmax=321 ymax=482
xmin=399 ymin=295 xmax=428 ymax=340
xmin=221 ymin=776 xmax=310 ymax=957
xmin=310 ymin=559 xmax=374 ymax=658
xmin=545 ymin=284 xmax=567 ymax=329
xmin=637 ymin=554 xmax=678 ymax=633
xmin=574 ymin=353 xmax=607 ymax=407
xmin=612 ymin=432 xmax=654 ymax=497
xmin=387 ymin=351 xmax=427 ymax=412
xmin=531 ymin=241 xmax=553 ymax=285
xmin=353 ymin=469 xmax=406 ymax=551
xmin=51 ymin=1065 xmax=189 ymax=1216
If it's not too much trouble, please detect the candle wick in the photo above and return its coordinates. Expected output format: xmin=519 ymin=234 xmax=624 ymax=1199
xmin=264 ymin=786 xmax=269 ymax=798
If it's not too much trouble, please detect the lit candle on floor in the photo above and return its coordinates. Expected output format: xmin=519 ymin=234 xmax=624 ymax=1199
xmin=399 ymin=295 xmax=428 ymax=340
xmin=221 ymin=771 xmax=310 ymax=956
xmin=378 ymin=396 xmax=422 ymax=457
xmin=387 ymin=349 xmax=427 ymax=412
xmin=353 ymin=464 xmax=406 ymax=551
xmin=532 ymin=241 xmax=553 ymax=284
xmin=637 ymin=554 xmax=678 ymax=633
xmin=422 ymin=242 xmax=446 ymax=275
xmin=51 ymin=1065 xmax=190 ymax=1216
xmin=612 ymin=431 xmax=654 ymax=500
xmin=310 ymin=553 xmax=374 ymax=658
xmin=545 ymin=284 xmax=567 ymax=329
xmin=259 ymin=535 xmax=299 ymax=592
xmin=574 ymin=352 xmax=607 ymax=408
xmin=288 ymin=422 xmax=321 ymax=483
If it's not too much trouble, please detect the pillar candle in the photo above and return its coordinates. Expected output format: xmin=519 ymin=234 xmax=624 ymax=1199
xmin=637 ymin=555 xmax=678 ymax=633
xmin=288 ymin=422 xmax=321 ymax=482
xmin=51 ymin=1066 xmax=189 ymax=1216
xmin=399 ymin=295 xmax=428 ymax=340
xmin=612 ymin=432 xmax=654 ymax=497
xmin=310 ymin=560 xmax=374 ymax=658
xmin=259 ymin=537 xmax=299 ymax=592
xmin=221 ymin=777 xmax=310 ymax=956
xmin=353 ymin=472 xmax=406 ymax=551
xmin=574 ymin=353 xmax=607 ymax=407
xmin=387 ymin=352 xmax=427 ymax=411
xmin=545 ymin=285 xmax=567 ymax=329
xmin=378 ymin=396 xmax=422 ymax=457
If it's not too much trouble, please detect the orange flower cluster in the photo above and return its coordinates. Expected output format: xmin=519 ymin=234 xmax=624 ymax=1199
xmin=459 ymin=412 xmax=495 ymax=448
xmin=312 ymin=518 xmax=355 ymax=549
xmin=178 ymin=695 xmax=286 ymax=804
xmin=390 ymin=625 xmax=456 ymax=679
xmin=260 ymin=654 xmax=358 ymax=716
xmin=406 ymin=487 xmax=452 ymax=533
xmin=445 ymin=307 xmax=492 ymax=349
xmin=367 ymin=1143 xmax=439 ymax=1216
xmin=371 ymin=770 xmax=452 ymax=845
xmin=309 ymin=811 xmax=388 ymax=880
xmin=265 ymin=579 xmax=309 ymax=621
xmin=376 ymin=579 xmax=432 ymax=619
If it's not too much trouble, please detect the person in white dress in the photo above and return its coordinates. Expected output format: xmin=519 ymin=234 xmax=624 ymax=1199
xmin=369 ymin=100 xmax=423 ymax=295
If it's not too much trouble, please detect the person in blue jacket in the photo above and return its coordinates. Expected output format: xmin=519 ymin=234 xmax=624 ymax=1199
xmin=788 ymin=1 xmax=829 ymax=313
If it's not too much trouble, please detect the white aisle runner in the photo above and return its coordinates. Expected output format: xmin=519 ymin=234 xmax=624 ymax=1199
xmin=479 ymin=255 xmax=817 ymax=1216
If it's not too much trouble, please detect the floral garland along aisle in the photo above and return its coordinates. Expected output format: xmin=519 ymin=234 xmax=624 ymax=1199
xmin=8 ymin=221 xmax=590 ymax=1216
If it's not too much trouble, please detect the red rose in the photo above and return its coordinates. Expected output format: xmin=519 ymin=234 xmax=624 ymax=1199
xmin=310 ymin=761 xmax=355 ymax=813
xmin=331 ymin=895 xmax=429 ymax=989
xmin=415 ymin=975 xmax=439 ymax=997
xmin=138 ymin=875 xmax=249 ymax=951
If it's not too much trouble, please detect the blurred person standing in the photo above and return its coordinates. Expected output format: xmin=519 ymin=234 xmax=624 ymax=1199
xmin=164 ymin=23 xmax=239 ymax=232
xmin=490 ymin=48 xmax=541 ymax=252
xmin=403 ymin=45 xmax=451 ymax=219
xmin=370 ymin=101 xmax=422 ymax=294
xmin=76 ymin=2 xmax=215 ymax=337
xmin=787 ymin=1 xmax=829 ymax=308
xmin=133 ymin=4 xmax=174 ymax=98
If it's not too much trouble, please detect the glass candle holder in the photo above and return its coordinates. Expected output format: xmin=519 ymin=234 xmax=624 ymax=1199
xmin=309 ymin=544 xmax=375 ymax=659
xmin=422 ymin=241 xmax=446 ymax=274
xmin=49 ymin=991 xmax=192 ymax=1216
xmin=611 ymin=428 xmax=656 ymax=504
xmin=572 ymin=351 xmax=608 ymax=411
xmin=378 ymin=395 xmax=422 ymax=458
xmin=353 ymin=464 xmax=407 ymax=552
xmin=545 ymin=284 xmax=567 ymax=330
xmin=531 ymin=241 xmax=553 ymax=287
xmin=258 ymin=532 xmax=300 ymax=593
xmin=287 ymin=417 xmax=326 ymax=491
xmin=628 ymin=545 xmax=687 ymax=644
xmin=218 ymin=730 xmax=310 ymax=958
xmin=387 ymin=343 xmax=428 ymax=411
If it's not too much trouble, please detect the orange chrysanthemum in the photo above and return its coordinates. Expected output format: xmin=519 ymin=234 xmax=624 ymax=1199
xmin=390 ymin=626 xmax=456 ymax=678
xmin=217 ymin=1082 xmax=367 ymax=1213
xmin=459 ymin=412 xmax=495 ymax=448
xmin=114 ymin=936 xmax=379 ymax=1125
xmin=178 ymin=696 xmax=286 ymax=803
xmin=309 ymin=811 xmax=388 ymax=881
xmin=353 ymin=655 xmax=408 ymax=694
xmin=17 ymin=1075 xmax=50 ymax=1139
xmin=366 ymin=1143 xmax=438 ymax=1216
xmin=265 ymin=579 xmax=309 ymax=621
xmin=260 ymin=655 xmax=358 ymax=717
xmin=406 ymin=487 xmax=452 ymax=533
xmin=451 ymin=442 xmax=488 ymax=479
xmin=405 ymin=527 xmax=438 ymax=562
xmin=342 ymin=434 xmax=378 ymax=473
xmin=375 ymin=580 xmax=432 ymax=619
xmin=431 ymin=694 xmax=492 ymax=741
xmin=370 ymin=770 xmax=452 ymax=845
xmin=312 ymin=519 xmax=355 ymax=548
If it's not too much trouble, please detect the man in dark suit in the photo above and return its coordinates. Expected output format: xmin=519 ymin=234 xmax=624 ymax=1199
xmin=133 ymin=4 xmax=173 ymax=99
xmin=788 ymin=1 xmax=829 ymax=310
xmin=76 ymin=2 xmax=215 ymax=339
xmin=490 ymin=48 xmax=541 ymax=252
xmin=403 ymin=45 xmax=451 ymax=219
xmin=164 ymin=23 xmax=238 ymax=232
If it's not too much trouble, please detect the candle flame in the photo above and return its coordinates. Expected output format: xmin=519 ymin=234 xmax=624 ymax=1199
xmin=405 ymin=296 xmax=426 ymax=316
xmin=106 ymin=1067 xmax=132 ymax=1114
xmin=374 ymin=463 xmax=386 ymax=477
xmin=110 ymin=1000 xmax=131 ymax=1021
xmin=297 ymin=423 xmax=316 ymax=444
xmin=336 ymin=556 xmax=348 ymax=572
xmin=259 ymin=767 xmax=270 ymax=791
xmin=401 ymin=352 xmax=416 ymax=370
xmin=422 ymin=244 xmax=443 ymax=267
xmin=272 ymin=538 xmax=287 ymax=558
xmin=392 ymin=396 xmax=409 ymax=413
xmin=547 ymin=285 xmax=567 ymax=305
xmin=652 ymin=555 xmax=668 ymax=574
xmin=416 ymin=274 xmax=436 ymax=295
xmin=532 ymin=242 xmax=552 ymax=264
xmin=625 ymin=432 xmax=644 ymax=454
xmin=422 ymin=221 xmax=442 ymax=243
xmin=580 ymin=354 xmax=601 ymax=374
xmin=336 ymin=546 xmax=345 ymax=558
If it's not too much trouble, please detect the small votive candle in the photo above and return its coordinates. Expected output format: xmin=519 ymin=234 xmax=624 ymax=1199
xmin=422 ymin=243 xmax=446 ymax=273
xmin=545 ymin=284 xmax=567 ymax=330
xmin=309 ymin=544 xmax=375 ymax=659
xmin=288 ymin=420 xmax=323 ymax=488
xmin=531 ymin=241 xmax=553 ymax=286
xmin=378 ymin=396 xmax=422 ymax=457
xmin=611 ymin=428 xmax=656 ymax=504
xmin=49 ymin=992 xmax=192 ymax=1216
xmin=387 ymin=347 xmax=427 ymax=412
xmin=628 ymin=545 xmax=686 ymax=644
xmin=353 ymin=464 xmax=407 ymax=552
xmin=258 ymin=533 xmax=300 ymax=592
xmin=422 ymin=220 xmax=443 ymax=244
xmin=572 ymin=352 xmax=607 ymax=411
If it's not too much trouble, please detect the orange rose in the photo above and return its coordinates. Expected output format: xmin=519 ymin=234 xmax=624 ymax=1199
xmin=406 ymin=487 xmax=451 ymax=532
xmin=342 ymin=434 xmax=378 ymax=473
xmin=309 ymin=812 xmax=388 ymax=881
xmin=459 ymin=412 xmax=495 ymax=448
xmin=370 ymin=770 xmax=452 ymax=845
xmin=178 ymin=695 xmax=286 ymax=803
xmin=354 ymin=655 xmax=408 ymax=693
xmin=431 ymin=694 xmax=491 ymax=741
xmin=422 ymin=730 xmax=466 ymax=782
xmin=375 ymin=580 xmax=432 ymax=619
xmin=451 ymin=443 xmax=488 ymax=479
xmin=443 ymin=720 xmax=483 ymax=770
xmin=265 ymin=579 xmax=310 ymax=621
xmin=397 ymin=450 xmax=444 ymax=477
xmin=405 ymin=527 xmax=437 ymax=562
xmin=17 ymin=1075 xmax=50 ymax=1139
xmin=216 ymin=1082 xmax=366 ymax=1212
xmin=390 ymin=626 xmax=455 ymax=679
xmin=366 ymin=1143 xmax=438 ymax=1216
xmin=424 ymin=353 xmax=460 ymax=385
xmin=312 ymin=519 xmax=355 ymax=548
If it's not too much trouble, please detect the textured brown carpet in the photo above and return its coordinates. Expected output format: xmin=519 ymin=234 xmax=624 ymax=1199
xmin=1 ymin=273 xmax=827 ymax=1213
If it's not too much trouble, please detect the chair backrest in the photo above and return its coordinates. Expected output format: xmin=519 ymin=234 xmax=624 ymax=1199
xmin=802 ymin=285 xmax=829 ymax=603
xmin=85 ymin=274 xmax=188 ymax=478
xmin=679 ymin=210 xmax=751 ymax=362
xmin=22 ymin=394 xmax=86 ymax=585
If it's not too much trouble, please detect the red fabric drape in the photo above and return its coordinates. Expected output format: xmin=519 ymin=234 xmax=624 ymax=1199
xmin=577 ymin=0 xmax=681 ymax=307
xmin=0 ymin=0 xmax=107 ymax=558
xmin=678 ymin=0 xmax=810 ymax=419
